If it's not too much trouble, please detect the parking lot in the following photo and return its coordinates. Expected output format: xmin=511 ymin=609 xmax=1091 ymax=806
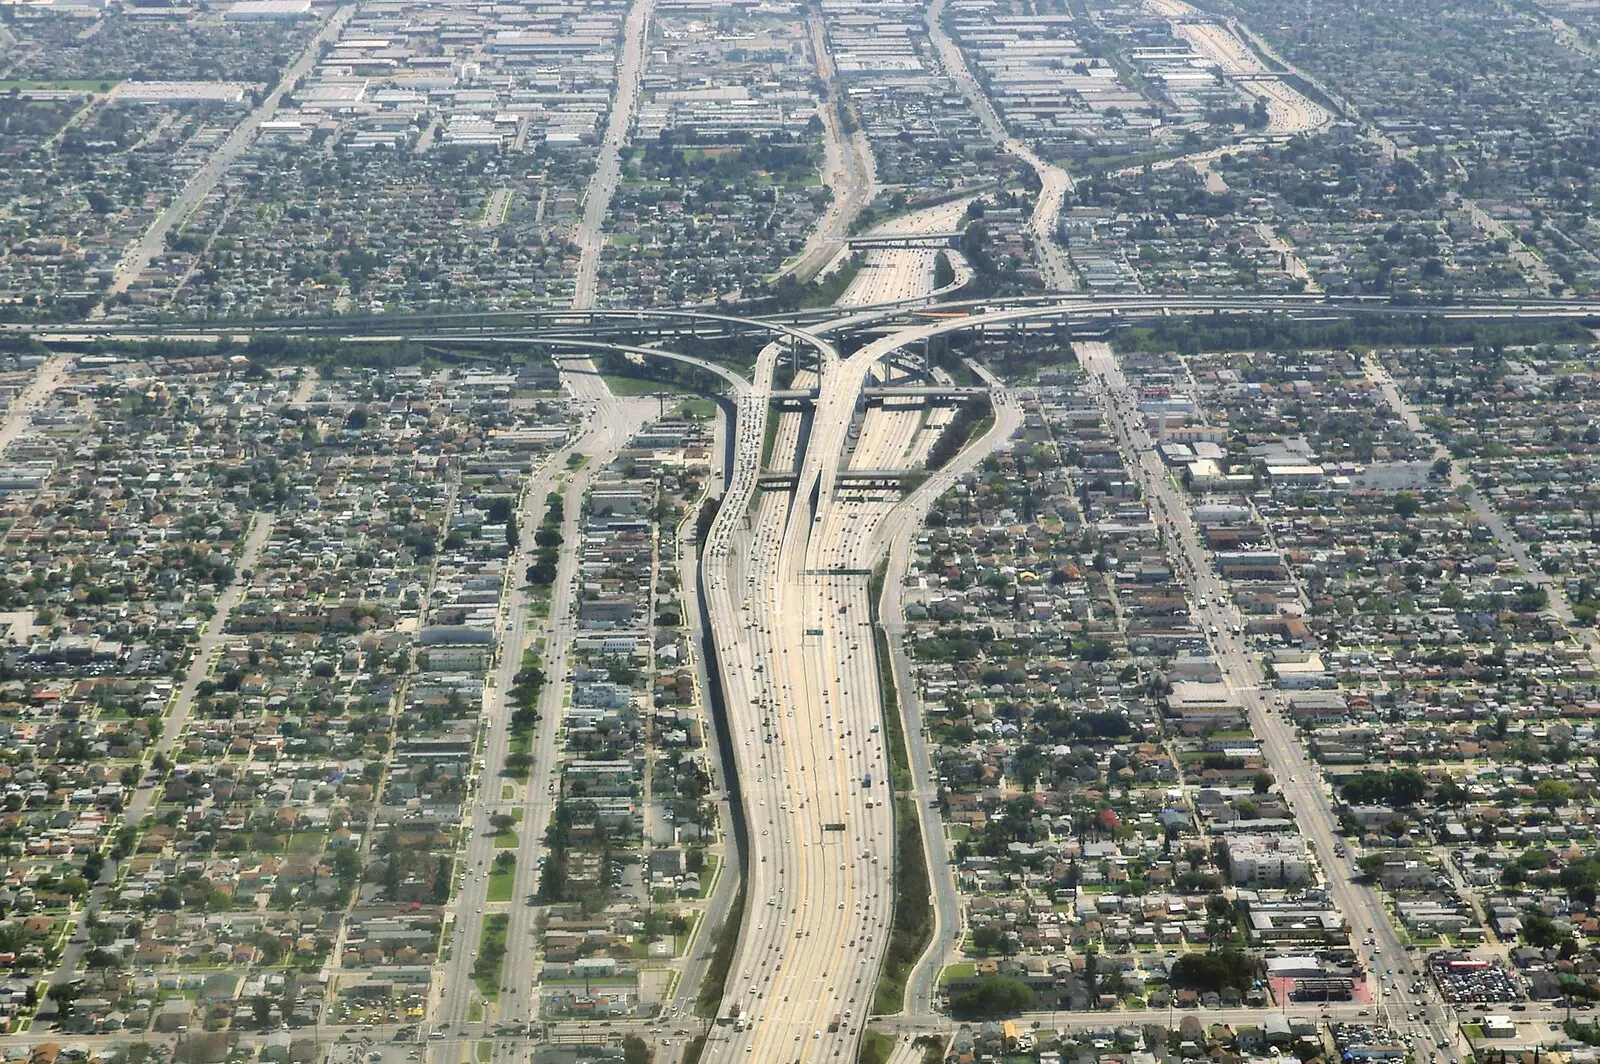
xmin=1428 ymin=953 xmax=1524 ymax=1004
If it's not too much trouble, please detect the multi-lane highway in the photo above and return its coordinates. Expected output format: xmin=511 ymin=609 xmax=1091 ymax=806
xmin=1144 ymin=0 xmax=1331 ymax=137
xmin=24 ymin=290 xmax=1600 ymax=360
xmin=776 ymin=6 xmax=877 ymax=283
xmin=695 ymin=210 xmax=1022 ymax=1061
xmin=838 ymin=200 xmax=974 ymax=308
xmin=924 ymin=0 xmax=1076 ymax=292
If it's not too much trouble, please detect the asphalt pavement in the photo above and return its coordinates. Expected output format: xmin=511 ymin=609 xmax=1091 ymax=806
xmin=571 ymin=0 xmax=656 ymax=309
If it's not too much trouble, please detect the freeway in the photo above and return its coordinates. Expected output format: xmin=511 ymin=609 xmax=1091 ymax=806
xmin=924 ymin=0 xmax=1075 ymax=292
xmin=1145 ymin=0 xmax=1331 ymax=138
xmin=18 ymin=292 xmax=1600 ymax=353
xmin=699 ymin=262 xmax=916 ymax=1063
xmin=696 ymin=215 xmax=1035 ymax=1062
xmin=1074 ymin=340 xmax=1467 ymax=1064
xmin=839 ymin=200 xmax=975 ymax=309
xmin=572 ymin=0 xmax=656 ymax=309
xmin=776 ymin=5 xmax=877 ymax=283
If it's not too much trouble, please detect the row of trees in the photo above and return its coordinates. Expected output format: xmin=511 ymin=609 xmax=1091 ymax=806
xmin=526 ymin=491 xmax=564 ymax=586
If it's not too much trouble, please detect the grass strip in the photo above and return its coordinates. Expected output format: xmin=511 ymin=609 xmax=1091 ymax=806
xmin=487 ymin=856 xmax=515 ymax=901
xmin=868 ymin=564 xmax=935 ymax=1015
xmin=867 ymin=564 xmax=911 ymax=793
xmin=471 ymin=914 xmax=509 ymax=1003
xmin=694 ymin=892 xmax=745 ymax=1018
xmin=872 ymin=796 xmax=934 ymax=1015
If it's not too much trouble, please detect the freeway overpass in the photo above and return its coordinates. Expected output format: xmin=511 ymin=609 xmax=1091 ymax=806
xmin=756 ymin=468 xmax=927 ymax=489
xmin=768 ymin=384 xmax=989 ymax=401
xmin=12 ymin=291 xmax=1600 ymax=350
xmin=845 ymin=232 xmax=963 ymax=250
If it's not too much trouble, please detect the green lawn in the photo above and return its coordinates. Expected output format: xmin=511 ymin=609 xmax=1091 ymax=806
xmin=494 ymin=830 xmax=519 ymax=850
xmin=674 ymin=912 xmax=701 ymax=956
xmin=698 ymin=853 xmax=721 ymax=898
xmin=601 ymin=375 xmax=697 ymax=397
xmin=938 ymin=962 xmax=975 ymax=985
xmin=487 ymin=859 xmax=516 ymax=901
xmin=859 ymin=1030 xmax=895 ymax=1064
xmin=675 ymin=398 xmax=718 ymax=419
xmin=286 ymin=832 xmax=325 ymax=854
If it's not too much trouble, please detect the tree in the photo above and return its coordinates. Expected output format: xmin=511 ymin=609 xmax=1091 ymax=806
xmin=1524 ymin=909 xmax=1572 ymax=949
xmin=1538 ymin=779 xmax=1573 ymax=812
xmin=1339 ymin=768 xmax=1427 ymax=807
xmin=971 ymin=924 xmax=1007 ymax=955
xmin=948 ymin=976 xmax=1034 ymax=1019
xmin=1388 ymin=769 xmax=1428 ymax=806
xmin=85 ymin=948 xmax=118 ymax=986
xmin=1169 ymin=948 xmax=1264 ymax=993
xmin=1432 ymin=776 xmax=1467 ymax=807
xmin=623 ymin=1035 xmax=652 ymax=1064
xmin=47 ymin=980 xmax=80 ymax=1019
xmin=1253 ymin=771 xmax=1274 ymax=795
xmin=490 ymin=813 xmax=515 ymax=835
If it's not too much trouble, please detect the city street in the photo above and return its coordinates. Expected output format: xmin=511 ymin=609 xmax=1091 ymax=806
xmin=572 ymin=0 xmax=656 ymax=310
xmin=1076 ymin=340 xmax=1468 ymax=1064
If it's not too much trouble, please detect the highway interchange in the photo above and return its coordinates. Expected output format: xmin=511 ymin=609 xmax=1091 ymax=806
xmin=377 ymin=288 xmax=1590 ymax=1064
xmin=19 ymin=247 xmax=1600 ymax=1064
xmin=13 ymin=0 xmax=1600 ymax=1053
xmin=695 ymin=202 xmax=1016 ymax=1063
